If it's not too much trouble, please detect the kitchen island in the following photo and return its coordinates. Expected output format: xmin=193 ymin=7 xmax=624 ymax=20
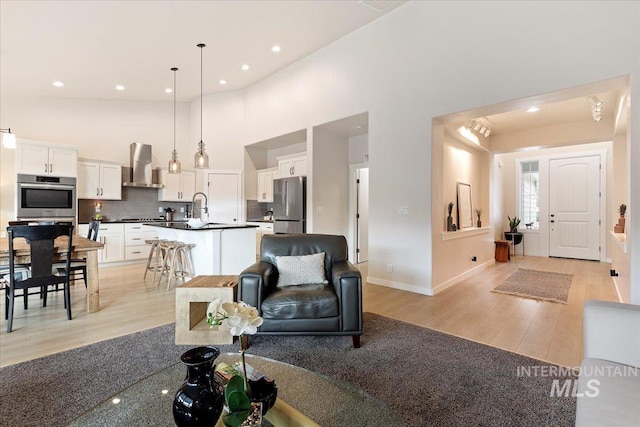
xmin=145 ymin=222 xmax=257 ymax=276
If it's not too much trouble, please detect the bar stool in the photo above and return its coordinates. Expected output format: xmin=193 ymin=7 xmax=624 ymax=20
xmin=156 ymin=241 xmax=196 ymax=290
xmin=144 ymin=239 xmax=166 ymax=281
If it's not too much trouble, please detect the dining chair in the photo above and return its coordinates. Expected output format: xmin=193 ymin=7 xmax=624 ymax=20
xmin=5 ymin=223 xmax=74 ymax=333
xmin=54 ymin=220 xmax=100 ymax=287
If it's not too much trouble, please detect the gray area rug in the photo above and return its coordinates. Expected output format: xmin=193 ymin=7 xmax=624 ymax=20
xmin=0 ymin=313 xmax=576 ymax=426
xmin=493 ymin=268 xmax=574 ymax=304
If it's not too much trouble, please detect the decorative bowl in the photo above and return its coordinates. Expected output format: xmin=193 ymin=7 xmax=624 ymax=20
xmin=187 ymin=218 xmax=208 ymax=229
xmin=248 ymin=377 xmax=277 ymax=415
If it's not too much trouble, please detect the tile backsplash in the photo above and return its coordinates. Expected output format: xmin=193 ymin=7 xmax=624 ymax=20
xmin=246 ymin=199 xmax=272 ymax=220
xmin=78 ymin=187 xmax=191 ymax=222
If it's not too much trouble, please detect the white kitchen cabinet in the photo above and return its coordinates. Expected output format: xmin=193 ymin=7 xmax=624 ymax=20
xmin=124 ymin=223 xmax=158 ymax=261
xmin=159 ymin=169 xmax=196 ymax=201
xmin=77 ymin=160 xmax=122 ymax=200
xmin=257 ymin=167 xmax=278 ymax=202
xmin=98 ymin=223 xmax=125 ymax=263
xmin=277 ymin=154 xmax=307 ymax=177
xmin=16 ymin=141 xmax=78 ymax=177
xmin=247 ymin=222 xmax=274 ymax=258
xmin=78 ymin=223 xmax=124 ymax=264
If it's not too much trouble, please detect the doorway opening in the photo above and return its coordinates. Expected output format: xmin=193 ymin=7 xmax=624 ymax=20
xmin=431 ymin=75 xmax=629 ymax=293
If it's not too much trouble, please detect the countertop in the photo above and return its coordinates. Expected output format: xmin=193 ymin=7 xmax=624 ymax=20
xmin=144 ymin=222 xmax=258 ymax=231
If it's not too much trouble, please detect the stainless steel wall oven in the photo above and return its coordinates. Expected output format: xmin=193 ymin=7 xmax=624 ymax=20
xmin=17 ymin=174 xmax=76 ymax=220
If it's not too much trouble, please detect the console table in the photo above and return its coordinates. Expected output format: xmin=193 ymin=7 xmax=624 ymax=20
xmin=175 ymin=275 xmax=238 ymax=345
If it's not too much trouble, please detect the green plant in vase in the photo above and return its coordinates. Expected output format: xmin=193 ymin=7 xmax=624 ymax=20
xmin=207 ymin=299 xmax=264 ymax=427
xmin=508 ymin=216 xmax=520 ymax=233
xmin=223 ymin=375 xmax=253 ymax=427
xmin=475 ymin=208 xmax=482 ymax=228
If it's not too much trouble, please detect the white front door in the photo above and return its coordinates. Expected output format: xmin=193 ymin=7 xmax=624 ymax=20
xmin=549 ymin=155 xmax=601 ymax=260
xmin=207 ymin=172 xmax=241 ymax=224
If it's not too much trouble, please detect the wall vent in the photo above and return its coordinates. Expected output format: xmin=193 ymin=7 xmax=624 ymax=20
xmin=359 ymin=0 xmax=400 ymax=12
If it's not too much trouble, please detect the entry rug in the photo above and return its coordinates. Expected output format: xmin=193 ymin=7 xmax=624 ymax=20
xmin=492 ymin=268 xmax=573 ymax=304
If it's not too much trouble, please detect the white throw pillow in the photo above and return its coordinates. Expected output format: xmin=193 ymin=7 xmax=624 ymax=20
xmin=275 ymin=252 xmax=328 ymax=288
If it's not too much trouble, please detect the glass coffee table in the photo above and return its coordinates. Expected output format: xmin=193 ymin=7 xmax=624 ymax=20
xmin=67 ymin=353 xmax=404 ymax=426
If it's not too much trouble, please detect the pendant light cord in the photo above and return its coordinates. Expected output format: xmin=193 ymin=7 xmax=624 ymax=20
xmin=200 ymin=44 xmax=204 ymax=144
xmin=173 ymin=68 xmax=177 ymax=151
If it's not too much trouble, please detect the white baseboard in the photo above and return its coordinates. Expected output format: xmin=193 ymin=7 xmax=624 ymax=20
xmin=366 ymin=276 xmax=433 ymax=296
xmin=431 ymin=259 xmax=495 ymax=295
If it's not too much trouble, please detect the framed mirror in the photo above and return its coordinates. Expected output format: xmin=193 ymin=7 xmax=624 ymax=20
xmin=457 ymin=182 xmax=473 ymax=229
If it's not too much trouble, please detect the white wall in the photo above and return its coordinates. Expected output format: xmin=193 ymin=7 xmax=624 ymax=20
xmin=311 ymin=127 xmax=349 ymax=236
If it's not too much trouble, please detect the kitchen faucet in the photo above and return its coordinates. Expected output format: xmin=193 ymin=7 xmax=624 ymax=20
xmin=191 ymin=192 xmax=208 ymax=218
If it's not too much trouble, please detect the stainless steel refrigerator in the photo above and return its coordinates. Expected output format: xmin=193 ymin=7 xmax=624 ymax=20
xmin=273 ymin=176 xmax=306 ymax=233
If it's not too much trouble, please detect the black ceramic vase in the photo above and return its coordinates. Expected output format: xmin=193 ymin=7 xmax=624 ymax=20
xmin=173 ymin=346 xmax=225 ymax=427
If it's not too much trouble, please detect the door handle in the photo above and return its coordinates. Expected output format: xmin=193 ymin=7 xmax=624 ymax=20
xmin=550 ymin=214 xmax=555 ymax=217
xmin=50 ymin=163 xmax=53 ymax=173
xmin=550 ymin=220 xmax=555 ymax=223
xmin=100 ymin=188 xmax=103 ymax=196
xmin=45 ymin=163 xmax=48 ymax=173
xmin=97 ymin=188 xmax=100 ymax=196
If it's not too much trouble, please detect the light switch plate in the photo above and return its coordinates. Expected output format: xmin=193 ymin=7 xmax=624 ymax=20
xmin=398 ymin=206 xmax=409 ymax=215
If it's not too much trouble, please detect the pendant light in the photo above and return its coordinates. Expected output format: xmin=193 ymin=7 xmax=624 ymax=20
xmin=194 ymin=43 xmax=209 ymax=169
xmin=168 ymin=67 xmax=182 ymax=174
xmin=1 ymin=128 xmax=17 ymax=149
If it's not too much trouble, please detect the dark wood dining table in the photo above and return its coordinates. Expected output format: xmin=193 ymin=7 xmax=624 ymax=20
xmin=0 ymin=235 xmax=104 ymax=313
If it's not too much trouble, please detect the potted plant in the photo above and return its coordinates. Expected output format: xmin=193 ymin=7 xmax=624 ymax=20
xmin=614 ymin=204 xmax=626 ymax=233
xmin=475 ymin=208 xmax=482 ymax=228
xmin=446 ymin=202 xmax=455 ymax=231
xmin=222 ymin=375 xmax=262 ymax=427
xmin=505 ymin=216 xmax=523 ymax=245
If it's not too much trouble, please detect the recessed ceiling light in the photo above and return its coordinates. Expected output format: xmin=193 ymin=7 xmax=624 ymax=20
xmin=526 ymin=106 xmax=539 ymax=113
xmin=115 ymin=85 xmax=125 ymax=91
xmin=271 ymin=45 xmax=281 ymax=53
xmin=219 ymin=80 xmax=227 ymax=85
xmin=241 ymin=64 xmax=250 ymax=71
xmin=354 ymin=125 xmax=363 ymax=129
xmin=52 ymin=81 xmax=64 ymax=87
xmin=165 ymin=88 xmax=172 ymax=93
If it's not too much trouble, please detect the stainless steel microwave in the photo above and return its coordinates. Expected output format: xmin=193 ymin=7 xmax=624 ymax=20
xmin=17 ymin=174 xmax=76 ymax=219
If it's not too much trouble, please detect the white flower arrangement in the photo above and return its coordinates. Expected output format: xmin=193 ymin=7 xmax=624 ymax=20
xmin=206 ymin=299 xmax=263 ymax=335
xmin=206 ymin=299 xmax=264 ymax=397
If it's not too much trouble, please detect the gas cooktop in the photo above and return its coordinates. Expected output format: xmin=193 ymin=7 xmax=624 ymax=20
xmin=119 ymin=217 xmax=166 ymax=223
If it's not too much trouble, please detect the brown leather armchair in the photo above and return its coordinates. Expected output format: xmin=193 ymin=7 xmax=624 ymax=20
xmin=238 ymin=234 xmax=363 ymax=348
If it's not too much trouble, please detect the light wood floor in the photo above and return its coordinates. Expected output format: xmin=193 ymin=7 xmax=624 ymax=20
xmin=0 ymin=256 xmax=618 ymax=368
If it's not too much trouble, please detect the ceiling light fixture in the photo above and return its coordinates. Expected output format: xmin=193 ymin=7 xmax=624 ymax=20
xmin=271 ymin=45 xmax=281 ymax=53
xmin=168 ymin=67 xmax=181 ymax=174
xmin=115 ymin=85 xmax=125 ymax=91
xmin=469 ymin=118 xmax=492 ymax=138
xmin=219 ymin=79 xmax=227 ymax=85
xmin=588 ymin=96 xmax=603 ymax=122
xmin=194 ymin=43 xmax=209 ymax=169
xmin=1 ymin=128 xmax=17 ymax=149
xmin=165 ymin=88 xmax=173 ymax=93
xmin=241 ymin=64 xmax=250 ymax=71
xmin=53 ymin=81 xmax=64 ymax=87
xmin=526 ymin=106 xmax=539 ymax=113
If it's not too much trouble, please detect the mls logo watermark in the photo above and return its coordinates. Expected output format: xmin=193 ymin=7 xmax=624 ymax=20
xmin=550 ymin=379 xmax=599 ymax=398
xmin=517 ymin=364 xmax=639 ymax=398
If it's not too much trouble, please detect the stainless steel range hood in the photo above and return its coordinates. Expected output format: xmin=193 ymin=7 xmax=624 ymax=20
xmin=122 ymin=142 xmax=163 ymax=188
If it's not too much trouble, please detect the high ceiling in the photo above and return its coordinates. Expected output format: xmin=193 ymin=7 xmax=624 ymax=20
xmin=1 ymin=1 xmax=626 ymax=138
xmin=0 ymin=0 xmax=405 ymax=102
